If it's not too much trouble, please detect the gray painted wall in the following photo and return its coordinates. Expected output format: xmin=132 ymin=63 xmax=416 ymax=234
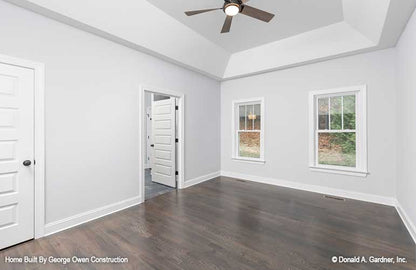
xmin=396 ymin=8 xmax=416 ymax=233
xmin=221 ymin=49 xmax=397 ymax=198
xmin=0 ymin=0 xmax=221 ymax=224
xmin=1 ymin=0 xmax=414 ymax=238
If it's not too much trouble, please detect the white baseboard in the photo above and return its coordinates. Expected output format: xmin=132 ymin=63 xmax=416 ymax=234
xmin=220 ymin=171 xmax=396 ymax=206
xmin=41 ymin=171 xmax=415 ymax=246
xmin=183 ymin=171 xmax=220 ymax=189
xmin=43 ymin=170 xmax=220 ymax=236
xmin=395 ymin=200 xmax=416 ymax=244
xmin=221 ymin=171 xmax=416 ymax=244
xmin=44 ymin=196 xmax=142 ymax=236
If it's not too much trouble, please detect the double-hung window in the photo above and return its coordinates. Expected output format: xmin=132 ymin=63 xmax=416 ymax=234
xmin=232 ymin=98 xmax=265 ymax=163
xmin=309 ymin=86 xmax=367 ymax=176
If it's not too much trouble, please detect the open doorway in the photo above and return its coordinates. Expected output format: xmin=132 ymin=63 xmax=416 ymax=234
xmin=141 ymin=87 xmax=184 ymax=201
xmin=144 ymin=92 xmax=176 ymax=200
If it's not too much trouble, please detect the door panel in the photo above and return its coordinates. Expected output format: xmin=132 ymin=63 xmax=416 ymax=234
xmin=0 ymin=63 xmax=34 ymax=250
xmin=151 ymin=97 xmax=176 ymax=188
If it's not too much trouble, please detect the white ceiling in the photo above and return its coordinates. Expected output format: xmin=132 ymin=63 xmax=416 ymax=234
xmin=146 ymin=0 xmax=344 ymax=53
xmin=4 ymin=0 xmax=416 ymax=80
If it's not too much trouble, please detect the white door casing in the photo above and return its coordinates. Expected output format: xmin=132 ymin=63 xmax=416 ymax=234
xmin=151 ymin=97 xmax=176 ymax=188
xmin=145 ymin=106 xmax=153 ymax=169
xmin=0 ymin=63 xmax=35 ymax=249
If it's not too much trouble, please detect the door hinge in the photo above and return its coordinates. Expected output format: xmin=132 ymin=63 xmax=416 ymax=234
xmin=34 ymin=160 xmax=36 ymax=165
xmin=175 ymin=105 xmax=179 ymax=110
xmin=175 ymin=138 xmax=178 ymax=143
xmin=175 ymin=171 xmax=178 ymax=176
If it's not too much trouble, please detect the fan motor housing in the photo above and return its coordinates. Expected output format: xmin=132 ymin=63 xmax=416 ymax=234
xmin=223 ymin=0 xmax=243 ymax=12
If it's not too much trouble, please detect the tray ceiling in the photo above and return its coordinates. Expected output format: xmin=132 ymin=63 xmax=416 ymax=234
xmin=4 ymin=0 xmax=416 ymax=80
xmin=147 ymin=0 xmax=344 ymax=53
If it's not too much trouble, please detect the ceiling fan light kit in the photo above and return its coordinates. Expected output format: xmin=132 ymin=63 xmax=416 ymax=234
xmin=185 ymin=0 xmax=275 ymax=34
xmin=224 ymin=3 xmax=240 ymax=17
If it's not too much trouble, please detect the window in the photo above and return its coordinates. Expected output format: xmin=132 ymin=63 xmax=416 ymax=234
xmin=232 ymin=98 xmax=264 ymax=163
xmin=309 ymin=86 xmax=367 ymax=176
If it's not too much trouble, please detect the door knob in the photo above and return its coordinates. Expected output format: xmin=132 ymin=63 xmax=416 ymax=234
xmin=150 ymin=144 xmax=154 ymax=147
xmin=23 ymin=160 xmax=32 ymax=166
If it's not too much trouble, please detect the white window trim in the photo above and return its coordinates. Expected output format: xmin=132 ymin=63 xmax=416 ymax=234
xmin=232 ymin=97 xmax=265 ymax=164
xmin=308 ymin=85 xmax=368 ymax=177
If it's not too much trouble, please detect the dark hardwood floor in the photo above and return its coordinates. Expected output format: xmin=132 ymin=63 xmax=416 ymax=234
xmin=1 ymin=176 xmax=415 ymax=270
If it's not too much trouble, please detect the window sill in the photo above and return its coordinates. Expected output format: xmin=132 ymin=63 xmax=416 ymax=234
xmin=232 ymin=157 xmax=266 ymax=164
xmin=309 ymin=166 xmax=368 ymax=177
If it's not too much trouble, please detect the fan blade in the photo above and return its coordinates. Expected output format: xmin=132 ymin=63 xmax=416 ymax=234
xmin=241 ymin=5 xmax=275 ymax=22
xmin=221 ymin=16 xmax=233 ymax=33
xmin=185 ymin=8 xmax=221 ymax=16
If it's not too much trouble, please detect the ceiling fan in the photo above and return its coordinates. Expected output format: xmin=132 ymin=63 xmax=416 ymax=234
xmin=185 ymin=0 xmax=275 ymax=34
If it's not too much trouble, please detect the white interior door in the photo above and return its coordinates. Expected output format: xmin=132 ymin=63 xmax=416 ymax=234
xmin=151 ymin=97 xmax=176 ymax=187
xmin=0 ymin=63 xmax=34 ymax=249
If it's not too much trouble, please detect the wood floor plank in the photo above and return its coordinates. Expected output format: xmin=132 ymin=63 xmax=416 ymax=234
xmin=0 ymin=176 xmax=415 ymax=269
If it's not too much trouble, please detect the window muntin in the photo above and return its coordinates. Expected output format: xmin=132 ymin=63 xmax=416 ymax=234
xmin=233 ymin=99 xmax=264 ymax=162
xmin=315 ymin=94 xmax=357 ymax=168
xmin=310 ymin=86 xmax=367 ymax=176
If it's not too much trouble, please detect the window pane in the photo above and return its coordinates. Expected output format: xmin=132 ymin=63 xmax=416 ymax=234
xmin=343 ymin=95 xmax=356 ymax=130
xmin=239 ymin=105 xmax=246 ymax=130
xmin=246 ymin=105 xmax=254 ymax=130
xmin=253 ymin=104 xmax=261 ymax=130
xmin=318 ymin=132 xmax=356 ymax=167
xmin=318 ymin=98 xmax=329 ymax=130
xmin=330 ymin=96 xmax=342 ymax=130
xmin=239 ymin=132 xmax=260 ymax=158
